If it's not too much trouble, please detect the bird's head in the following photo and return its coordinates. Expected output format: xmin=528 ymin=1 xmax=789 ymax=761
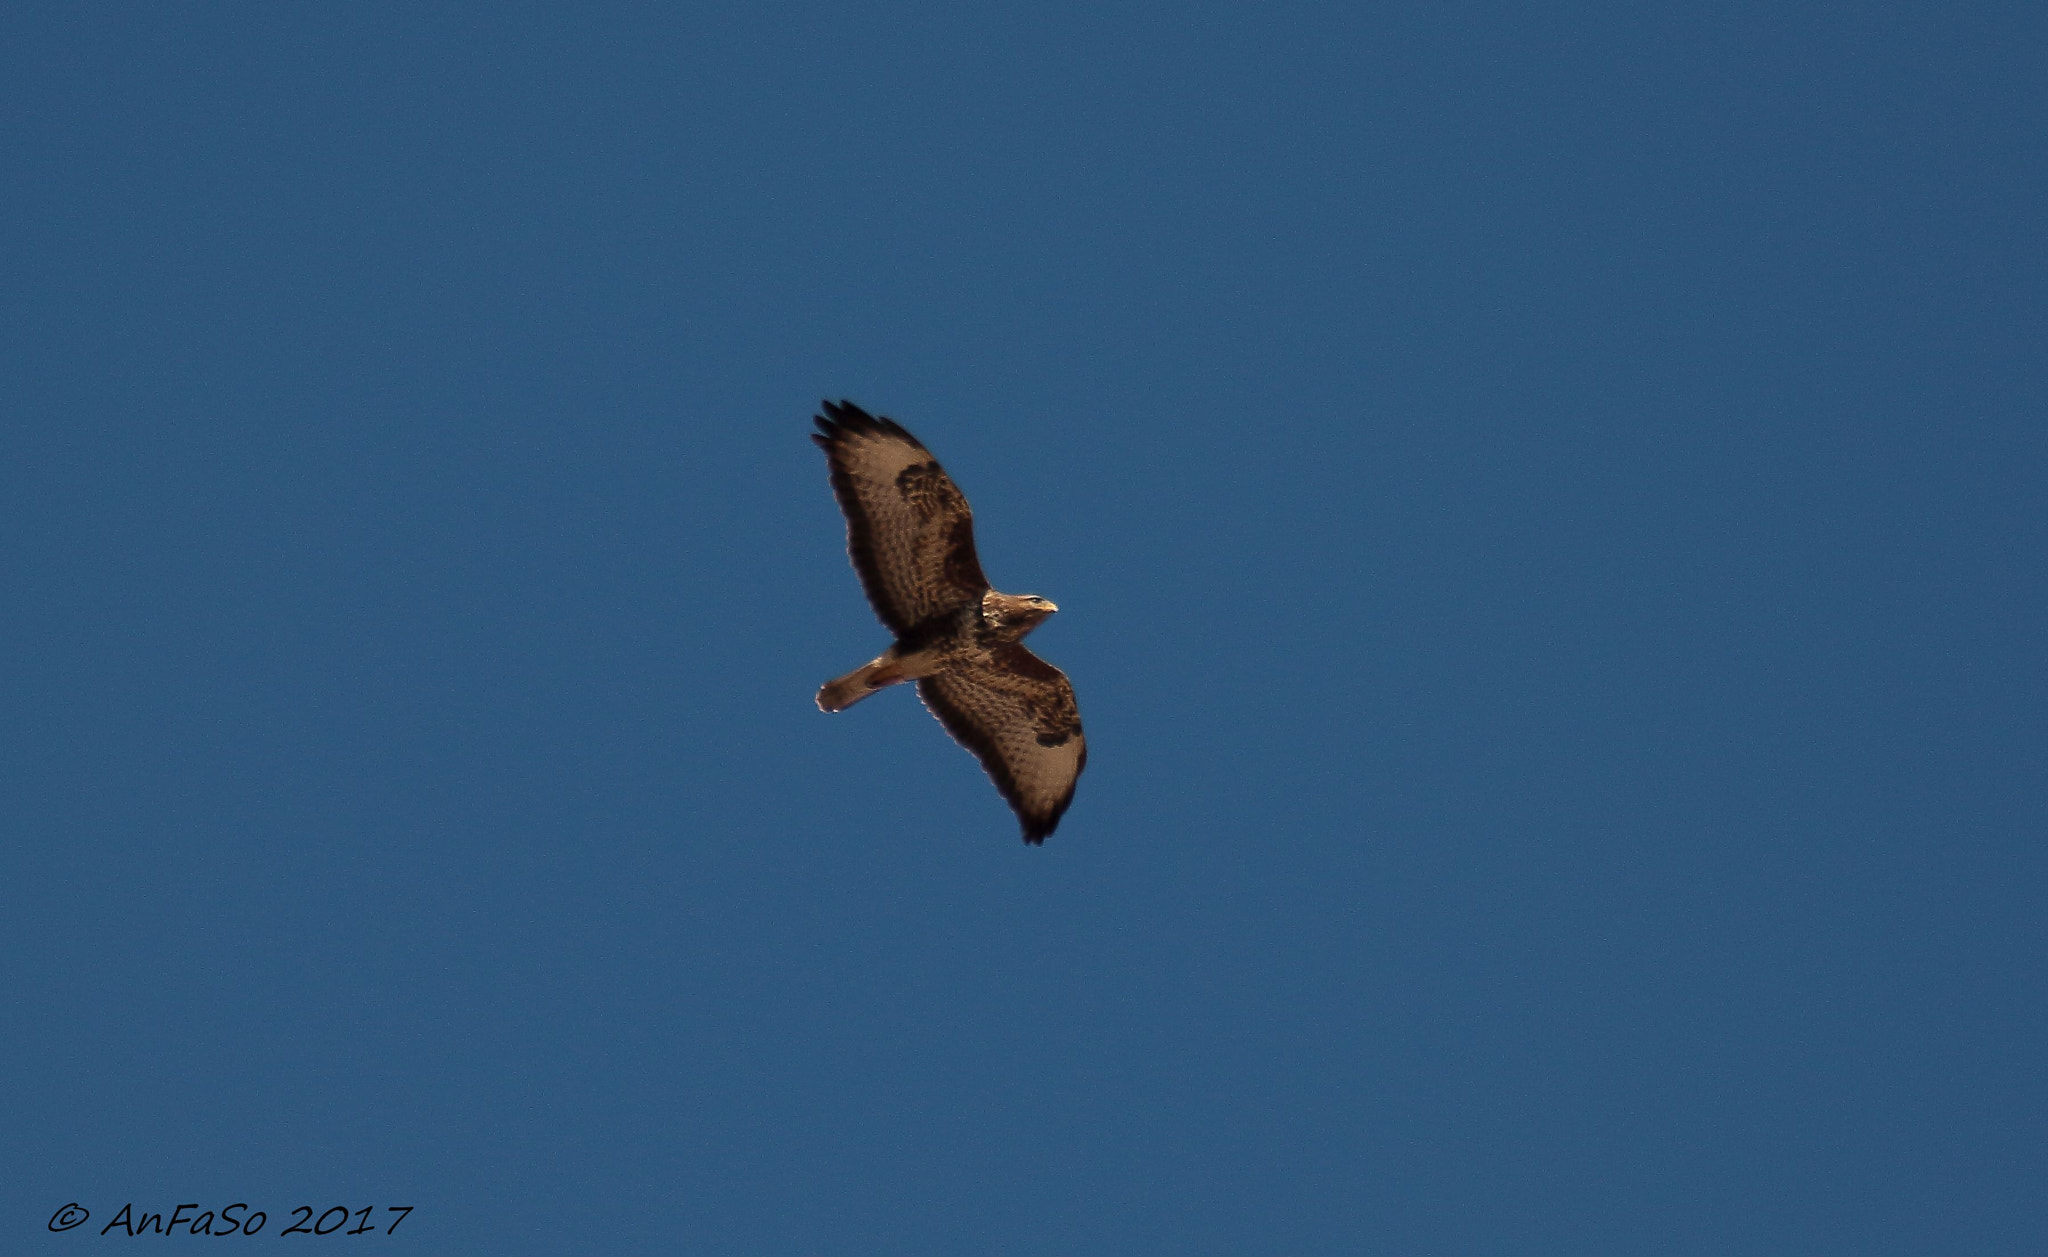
xmin=985 ymin=592 xmax=1058 ymax=637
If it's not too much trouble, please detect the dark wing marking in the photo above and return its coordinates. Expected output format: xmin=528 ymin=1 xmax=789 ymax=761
xmin=813 ymin=400 xmax=990 ymax=636
xmin=917 ymin=644 xmax=1086 ymax=844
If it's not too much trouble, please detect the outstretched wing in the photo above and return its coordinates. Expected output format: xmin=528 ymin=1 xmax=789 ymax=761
xmin=813 ymin=400 xmax=989 ymax=635
xmin=917 ymin=644 xmax=1086 ymax=844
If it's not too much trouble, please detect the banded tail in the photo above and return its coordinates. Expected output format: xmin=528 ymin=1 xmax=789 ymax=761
xmin=816 ymin=657 xmax=909 ymax=712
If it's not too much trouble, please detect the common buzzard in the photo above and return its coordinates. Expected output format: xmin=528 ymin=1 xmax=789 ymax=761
xmin=811 ymin=400 xmax=1085 ymax=844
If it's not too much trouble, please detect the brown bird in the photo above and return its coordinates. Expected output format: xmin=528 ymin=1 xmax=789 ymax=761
xmin=812 ymin=400 xmax=1085 ymax=843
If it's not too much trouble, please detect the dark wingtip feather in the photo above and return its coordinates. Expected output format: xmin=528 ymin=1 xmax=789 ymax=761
xmin=813 ymin=400 xmax=861 ymax=443
xmin=812 ymin=399 xmax=929 ymax=453
xmin=818 ymin=399 xmax=877 ymax=432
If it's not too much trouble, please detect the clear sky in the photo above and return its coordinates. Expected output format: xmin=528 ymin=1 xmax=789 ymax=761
xmin=4 ymin=3 xmax=2043 ymax=1253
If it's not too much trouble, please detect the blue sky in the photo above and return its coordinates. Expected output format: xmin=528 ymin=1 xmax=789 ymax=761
xmin=4 ymin=3 xmax=2044 ymax=1252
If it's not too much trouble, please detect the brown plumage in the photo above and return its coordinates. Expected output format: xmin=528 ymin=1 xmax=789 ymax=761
xmin=811 ymin=400 xmax=1086 ymax=844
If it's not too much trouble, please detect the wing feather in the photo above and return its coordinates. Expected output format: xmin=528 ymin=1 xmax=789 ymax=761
xmin=812 ymin=400 xmax=989 ymax=635
xmin=917 ymin=644 xmax=1086 ymax=844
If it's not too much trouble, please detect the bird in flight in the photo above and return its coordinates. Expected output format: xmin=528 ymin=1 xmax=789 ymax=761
xmin=811 ymin=400 xmax=1085 ymax=843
